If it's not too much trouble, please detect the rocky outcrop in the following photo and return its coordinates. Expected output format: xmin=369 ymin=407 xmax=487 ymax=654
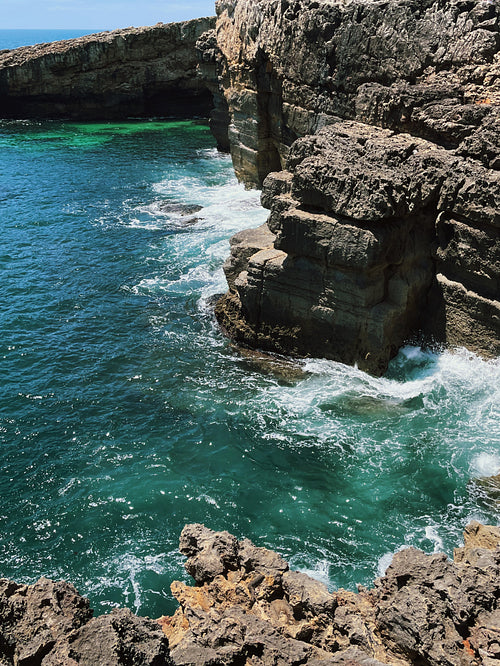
xmin=214 ymin=0 xmax=500 ymax=374
xmin=215 ymin=0 xmax=500 ymax=186
xmin=0 ymin=576 xmax=172 ymax=665
xmin=0 ymin=18 xmax=216 ymax=119
xmin=216 ymin=117 xmax=500 ymax=374
xmin=160 ymin=521 xmax=500 ymax=665
xmin=2 ymin=522 xmax=500 ymax=665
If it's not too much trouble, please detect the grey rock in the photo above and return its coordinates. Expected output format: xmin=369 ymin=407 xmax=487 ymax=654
xmin=43 ymin=608 xmax=172 ymax=665
xmin=0 ymin=577 xmax=92 ymax=665
xmin=215 ymin=0 xmax=500 ymax=373
xmin=180 ymin=523 xmax=240 ymax=584
xmin=0 ymin=577 xmax=172 ymax=665
xmin=0 ymin=19 xmax=216 ymax=119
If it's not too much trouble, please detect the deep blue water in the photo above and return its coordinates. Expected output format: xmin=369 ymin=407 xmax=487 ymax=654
xmin=1 ymin=118 xmax=499 ymax=619
xmin=0 ymin=30 xmax=105 ymax=51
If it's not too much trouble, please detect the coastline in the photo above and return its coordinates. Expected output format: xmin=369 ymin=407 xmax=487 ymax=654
xmin=0 ymin=1 xmax=499 ymax=663
xmin=2 ymin=521 xmax=500 ymax=664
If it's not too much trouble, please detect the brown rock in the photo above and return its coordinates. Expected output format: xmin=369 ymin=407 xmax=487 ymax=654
xmin=214 ymin=0 xmax=500 ymax=373
xmin=0 ymin=577 xmax=172 ymax=665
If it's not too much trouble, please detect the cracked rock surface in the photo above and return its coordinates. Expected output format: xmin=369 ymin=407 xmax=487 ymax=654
xmin=1 ymin=522 xmax=499 ymax=665
xmin=160 ymin=521 xmax=500 ymax=665
xmin=214 ymin=0 xmax=500 ymax=373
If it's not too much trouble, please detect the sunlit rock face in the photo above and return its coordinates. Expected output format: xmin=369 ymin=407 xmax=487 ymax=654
xmin=0 ymin=18 xmax=216 ymax=119
xmin=160 ymin=522 xmax=500 ymax=666
xmin=214 ymin=0 xmax=500 ymax=374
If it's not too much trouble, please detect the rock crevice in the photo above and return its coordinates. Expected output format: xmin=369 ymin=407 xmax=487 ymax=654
xmin=214 ymin=0 xmax=500 ymax=374
xmin=2 ymin=523 xmax=500 ymax=665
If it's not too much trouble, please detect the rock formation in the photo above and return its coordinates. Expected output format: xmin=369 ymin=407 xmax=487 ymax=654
xmin=214 ymin=0 xmax=500 ymax=374
xmin=0 ymin=576 xmax=172 ymax=665
xmin=2 ymin=521 xmax=500 ymax=665
xmin=160 ymin=521 xmax=500 ymax=665
xmin=1 ymin=1 xmax=497 ymax=372
xmin=0 ymin=19 xmax=215 ymax=119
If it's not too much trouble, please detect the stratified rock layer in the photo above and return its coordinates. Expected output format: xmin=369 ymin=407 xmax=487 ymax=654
xmin=215 ymin=0 xmax=500 ymax=186
xmin=215 ymin=0 xmax=500 ymax=374
xmin=0 ymin=19 xmax=215 ymax=119
xmin=160 ymin=521 xmax=500 ymax=666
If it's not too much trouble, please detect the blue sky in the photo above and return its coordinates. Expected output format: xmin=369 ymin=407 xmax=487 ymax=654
xmin=2 ymin=0 xmax=216 ymax=29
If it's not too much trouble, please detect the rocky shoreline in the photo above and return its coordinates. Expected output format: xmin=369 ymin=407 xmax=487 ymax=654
xmin=0 ymin=19 xmax=215 ymax=119
xmin=0 ymin=3 xmax=499 ymax=664
xmin=212 ymin=0 xmax=500 ymax=374
xmin=0 ymin=0 xmax=498 ymax=372
xmin=1 ymin=521 xmax=500 ymax=665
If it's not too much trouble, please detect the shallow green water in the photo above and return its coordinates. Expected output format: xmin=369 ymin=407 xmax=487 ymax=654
xmin=1 ymin=119 xmax=499 ymax=617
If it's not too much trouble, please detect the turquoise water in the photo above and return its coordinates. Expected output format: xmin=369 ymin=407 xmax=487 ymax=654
xmin=1 ymin=119 xmax=499 ymax=618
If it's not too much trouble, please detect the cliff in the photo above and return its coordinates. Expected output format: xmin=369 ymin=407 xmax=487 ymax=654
xmin=0 ymin=19 xmax=215 ymax=119
xmin=1 ymin=2 xmax=497 ymax=372
xmin=214 ymin=0 xmax=500 ymax=374
xmin=2 ymin=522 xmax=500 ymax=665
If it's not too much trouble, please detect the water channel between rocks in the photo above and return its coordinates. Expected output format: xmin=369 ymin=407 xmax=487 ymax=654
xmin=1 ymin=119 xmax=499 ymax=617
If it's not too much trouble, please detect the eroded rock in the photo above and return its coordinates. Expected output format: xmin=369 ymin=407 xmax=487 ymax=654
xmin=0 ymin=577 xmax=172 ymax=665
xmin=214 ymin=0 xmax=500 ymax=374
xmin=0 ymin=19 xmax=215 ymax=119
xmin=161 ymin=522 xmax=500 ymax=665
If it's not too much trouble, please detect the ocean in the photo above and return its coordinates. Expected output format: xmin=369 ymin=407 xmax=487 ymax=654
xmin=1 ymin=114 xmax=499 ymax=619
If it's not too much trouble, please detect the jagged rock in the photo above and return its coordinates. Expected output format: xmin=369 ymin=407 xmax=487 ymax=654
xmin=2 ymin=524 xmax=500 ymax=665
xmin=214 ymin=0 xmax=500 ymax=373
xmin=160 ymin=522 xmax=500 ymax=665
xmin=44 ymin=608 xmax=172 ymax=665
xmin=180 ymin=523 xmax=241 ymax=584
xmin=0 ymin=577 xmax=172 ymax=665
xmin=0 ymin=19 xmax=216 ymax=119
xmin=0 ymin=577 xmax=92 ymax=665
xmin=217 ymin=119 xmax=495 ymax=374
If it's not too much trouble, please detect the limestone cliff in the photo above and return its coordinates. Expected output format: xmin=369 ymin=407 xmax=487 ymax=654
xmin=0 ymin=19 xmax=215 ymax=119
xmin=161 ymin=521 xmax=500 ymax=665
xmin=214 ymin=0 xmax=500 ymax=374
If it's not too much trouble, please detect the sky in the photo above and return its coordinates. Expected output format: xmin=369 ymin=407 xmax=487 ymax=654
xmin=1 ymin=0 xmax=217 ymax=30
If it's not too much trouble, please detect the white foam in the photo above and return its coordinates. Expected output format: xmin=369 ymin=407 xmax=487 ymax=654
xmin=472 ymin=452 xmax=500 ymax=478
xmin=296 ymin=559 xmax=331 ymax=588
xmin=424 ymin=525 xmax=444 ymax=552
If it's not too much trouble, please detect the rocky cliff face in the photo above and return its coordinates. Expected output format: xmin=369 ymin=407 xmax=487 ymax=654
xmin=214 ymin=0 xmax=500 ymax=374
xmin=2 ymin=522 xmax=500 ymax=665
xmin=0 ymin=19 xmax=215 ymax=119
xmin=215 ymin=0 xmax=499 ymax=186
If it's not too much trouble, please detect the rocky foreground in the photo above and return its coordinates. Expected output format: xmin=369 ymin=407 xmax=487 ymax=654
xmin=1 ymin=521 xmax=500 ymax=665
